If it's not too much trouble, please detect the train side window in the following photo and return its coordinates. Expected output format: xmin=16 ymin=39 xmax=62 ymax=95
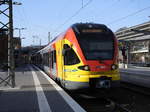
xmin=50 ymin=50 xmax=56 ymax=68
xmin=46 ymin=53 xmax=48 ymax=66
xmin=44 ymin=53 xmax=46 ymax=66
xmin=48 ymin=53 xmax=50 ymax=67
xmin=63 ymin=44 xmax=80 ymax=65
xmin=43 ymin=53 xmax=48 ymax=66
xmin=39 ymin=55 xmax=42 ymax=64
xmin=53 ymin=50 xmax=56 ymax=63
xmin=50 ymin=51 xmax=53 ymax=68
xmin=43 ymin=54 xmax=45 ymax=65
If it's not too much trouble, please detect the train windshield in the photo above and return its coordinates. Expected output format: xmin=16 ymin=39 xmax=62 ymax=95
xmin=75 ymin=29 xmax=114 ymax=60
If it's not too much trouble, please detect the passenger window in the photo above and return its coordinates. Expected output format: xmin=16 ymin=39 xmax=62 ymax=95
xmin=50 ymin=50 xmax=56 ymax=68
xmin=53 ymin=50 xmax=56 ymax=63
xmin=63 ymin=44 xmax=80 ymax=65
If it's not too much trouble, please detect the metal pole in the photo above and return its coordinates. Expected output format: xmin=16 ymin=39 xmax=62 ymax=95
xmin=48 ymin=32 xmax=50 ymax=43
xmin=127 ymin=42 xmax=131 ymax=68
xmin=14 ymin=28 xmax=26 ymax=46
xmin=40 ymin=39 xmax=41 ymax=46
xmin=8 ymin=0 xmax=15 ymax=87
xmin=19 ymin=29 xmax=21 ymax=38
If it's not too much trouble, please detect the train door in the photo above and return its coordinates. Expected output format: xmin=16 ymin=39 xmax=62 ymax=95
xmin=60 ymin=41 xmax=65 ymax=86
xmin=50 ymin=50 xmax=57 ymax=79
xmin=62 ymin=44 xmax=80 ymax=85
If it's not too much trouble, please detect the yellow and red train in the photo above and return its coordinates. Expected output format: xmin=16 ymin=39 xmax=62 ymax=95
xmin=32 ymin=23 xmax=120 ymax=90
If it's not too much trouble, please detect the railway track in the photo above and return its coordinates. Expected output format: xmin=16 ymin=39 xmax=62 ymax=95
xmin=107 ymin=98 xmax=132 ymax=112
xmin=121 ymin=82 xmax=150 ymax=96
xmin=68 ymin=89 xmax=132 ymax=112
xmin=67 ymin=82 xmax=150 ymax=112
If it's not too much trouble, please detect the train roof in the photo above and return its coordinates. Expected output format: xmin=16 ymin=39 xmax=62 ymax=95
xmin=71 ymin=23 xmax=108 ymax=29
xmin=71 ymin=23 xmax=112 ymax=34
xmin=36 ymin=23 xmax=111 ymax=54
xmin=38 ymin=32 xmax=65 ymax=54
xmin=72 ymin=23 xmax=111 ymax=33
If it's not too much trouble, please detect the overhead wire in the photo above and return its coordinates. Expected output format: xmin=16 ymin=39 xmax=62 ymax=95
xmin=53 ymin=0 xmax=69 ymax=23
xmin=20 ymin=2 xmax=54 ymax=46
xmin=52 ymin=0 xmax=93 ymax=37
xmin=91 ymin=0 xmax=120 ymax=22
xmin=108 ymin=5 xmax=150 ymax=25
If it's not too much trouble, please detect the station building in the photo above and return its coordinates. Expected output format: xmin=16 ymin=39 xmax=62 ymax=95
xmin=115 ymin=21 xmax=150 ymax=67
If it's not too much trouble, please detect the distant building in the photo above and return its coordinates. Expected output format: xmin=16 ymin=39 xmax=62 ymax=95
xmin=20 ymin=45 xmax=45 ymax=64
xmin=0 ymin=29 xmax=45 ymax=67
xmin=0 ymin=29 xmax=21 ymax=67
xmin=115 ymin=21 xmax=150 ymax=67
xmin=0 ymin=30 xmax=8 ymax=65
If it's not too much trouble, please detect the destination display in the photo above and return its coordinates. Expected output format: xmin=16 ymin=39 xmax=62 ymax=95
xmin=82 ymin=29 xmax=103 ymax=33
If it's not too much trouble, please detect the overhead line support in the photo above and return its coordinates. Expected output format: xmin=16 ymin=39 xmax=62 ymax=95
xmin=0 ymin=0 xmax=21 ymax=88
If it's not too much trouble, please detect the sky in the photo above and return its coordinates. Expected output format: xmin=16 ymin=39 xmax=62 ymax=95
xmin=12 ymin=0 xmax=150 ymax=46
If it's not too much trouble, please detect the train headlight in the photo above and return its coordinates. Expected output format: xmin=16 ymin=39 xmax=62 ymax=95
xmin=78 ymin=65 xmax=90 ymax=71
xmin=111 ymin=64 xmax=118 ymax=70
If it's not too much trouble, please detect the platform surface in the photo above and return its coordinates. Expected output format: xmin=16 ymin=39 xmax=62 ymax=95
xmin=0 ymin=64 xmax=85 ymax=112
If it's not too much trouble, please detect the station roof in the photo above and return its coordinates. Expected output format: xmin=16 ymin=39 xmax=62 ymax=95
xmin=115 ymin=21 xmax=150 ymax=41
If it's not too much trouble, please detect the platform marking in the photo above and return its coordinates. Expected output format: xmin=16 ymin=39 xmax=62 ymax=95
xmin=0 ymin=86 xmax=20 ymax=90
xmin=33 ymin=65 xmax=86 ymax=112
xmin=30 ymin=66 xmax=52 ymax=112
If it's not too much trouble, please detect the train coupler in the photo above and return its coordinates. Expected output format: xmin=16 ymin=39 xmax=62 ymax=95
xmin=90 ymin=77 xmax=112 ymax=89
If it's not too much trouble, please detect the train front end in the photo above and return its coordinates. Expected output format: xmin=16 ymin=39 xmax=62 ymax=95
xmin=63 ymin=23 xmax=120 ymax=90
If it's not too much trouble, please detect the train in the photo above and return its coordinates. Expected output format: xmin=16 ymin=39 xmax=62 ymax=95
xmin=32 ymin=23 xmax=120 ymax=90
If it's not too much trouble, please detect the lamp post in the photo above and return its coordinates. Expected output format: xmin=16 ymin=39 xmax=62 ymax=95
xmin=20 ymin=37 xmax=25 ymax=47
xmin=32 ymin=35 xmax=41 ymax=46
xmin=14 ymin=27 xmax=26 ymax=47
xmin=14 ymin=28 xmax=26 ymax=67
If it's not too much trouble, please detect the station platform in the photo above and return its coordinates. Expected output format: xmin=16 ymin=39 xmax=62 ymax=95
xmin=119 ymin=66 xmax=150 ymax=88
xmin=0 ymin=64 xmax=85 ymax=112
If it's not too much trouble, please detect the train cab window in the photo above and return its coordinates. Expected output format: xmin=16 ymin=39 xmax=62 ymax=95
xmin=63 ymin=44 xmax=80 ymax=65
xmin=75 ymin=30 xmax=114 ymax=60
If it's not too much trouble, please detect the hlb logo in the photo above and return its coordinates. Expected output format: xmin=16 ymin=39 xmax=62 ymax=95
xmin=96 ymin=66 xmax=106 ymax=69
